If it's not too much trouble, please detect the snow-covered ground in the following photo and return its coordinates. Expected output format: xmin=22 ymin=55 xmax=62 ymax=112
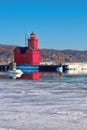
xmin=0 ymin=75 xmax=87 ymax=130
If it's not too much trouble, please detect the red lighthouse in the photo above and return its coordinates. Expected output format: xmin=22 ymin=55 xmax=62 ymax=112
xmin=14 ymin=32 xmax=40 ymax=65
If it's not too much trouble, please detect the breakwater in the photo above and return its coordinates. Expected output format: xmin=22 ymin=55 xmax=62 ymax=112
xmin=1 ymin=63 xmax=87 ymax=72
xmin=39 ymin=65 xmax=62 ymax=72
xmin=0 ymin=64 xmax=10 ymax=72
xmin=0 ymin=64 xmax=63 ymax=72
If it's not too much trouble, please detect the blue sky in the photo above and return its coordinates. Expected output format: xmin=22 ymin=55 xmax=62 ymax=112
xmin=0 ymin=0 xmax=87 ymax=50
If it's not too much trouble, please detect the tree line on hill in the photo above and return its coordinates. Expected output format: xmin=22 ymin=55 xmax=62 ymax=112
xmin=0 ymin=44 xmax=87 ymax=64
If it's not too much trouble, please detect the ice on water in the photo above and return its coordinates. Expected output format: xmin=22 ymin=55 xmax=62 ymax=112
xmin=0 ymin=76 xmax=87 ymax=130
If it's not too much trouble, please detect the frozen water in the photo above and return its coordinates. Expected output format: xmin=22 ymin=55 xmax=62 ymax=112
xmin=0 ymin=75 xmax=87 ymax=130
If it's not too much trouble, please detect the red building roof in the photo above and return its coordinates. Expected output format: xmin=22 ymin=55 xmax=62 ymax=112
xmin=18 ymin=47 xmax=28 ymax=54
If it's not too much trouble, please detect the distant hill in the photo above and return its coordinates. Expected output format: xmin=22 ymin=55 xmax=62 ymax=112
xmin=40 ymin=49 xmax=87 ymax=63
xmin=62 ymin=49 xmax=87 ymax=62
xmin=0 ymin=44 xmax=87 ymax=63
xmin=0 ymin=44 xmax=16 ymax=63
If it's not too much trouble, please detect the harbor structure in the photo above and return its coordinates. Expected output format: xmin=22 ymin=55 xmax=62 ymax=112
xmin=63 ymin=62 xmax=87 ymax=70
xmin=14 ymin=32 xmax=40 ymax=65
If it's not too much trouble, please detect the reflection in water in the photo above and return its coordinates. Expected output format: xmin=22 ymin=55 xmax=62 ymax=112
xmin=9 ymin=72 xmax=62 ymax=80
xmin=17 ymin=72 xmax=40 ymax=80
xmin=8 ymin=72 xmax=40 ymax=80
xmin=0 ymin=72 xmax=9 ymax=79
xmin=0 ymin=71 xmax=62 ymax=80
xmin=0 ymin=69 xmax=87 ymax=80
xmin=40 ymin=72 xmax=62 ymax=79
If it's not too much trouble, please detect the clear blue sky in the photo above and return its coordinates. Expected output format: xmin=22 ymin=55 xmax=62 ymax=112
xmin=0 ymin=0 xmax=87 ymax=50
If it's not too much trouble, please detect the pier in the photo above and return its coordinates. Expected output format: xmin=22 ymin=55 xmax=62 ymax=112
xmin=0 ymin=63 xmax=87 ymax=73
xmin=0 ymin=64 xmax=63 ymax=72
xmin=39 ymin=65 xmax=61 ymax=72
xmin=0 ymin=64 xmax=10 ymax=72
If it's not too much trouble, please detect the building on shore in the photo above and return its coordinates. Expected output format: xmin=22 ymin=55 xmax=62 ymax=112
xmin=14 ymin=32 xmax=40 ymax=65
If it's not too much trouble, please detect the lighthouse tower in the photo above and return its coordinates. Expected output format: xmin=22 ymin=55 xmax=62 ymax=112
xmin=28 ymin=32 xmax=38 ymax=50
xmin=28 ymin=32 xmax=40 ymax=65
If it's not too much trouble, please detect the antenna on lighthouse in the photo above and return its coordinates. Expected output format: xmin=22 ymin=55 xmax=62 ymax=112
xmin=25 ymin=21 xmax=29 ymax=46
xmin=25 ymin=33 xmax=27 ymax=46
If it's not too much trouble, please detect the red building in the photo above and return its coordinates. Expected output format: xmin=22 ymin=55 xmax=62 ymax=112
xmin=14 ymin=32 xmax=40 ymax=65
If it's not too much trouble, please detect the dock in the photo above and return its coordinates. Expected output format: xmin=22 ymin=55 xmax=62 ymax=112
xmin=39 ymin=65 xmax=61 ymax=72
xmin=0 ymin=64 xmax=63 ymax=72
xmin=0 ymin=64 xmax=10 ymax=72
xmin=1 ymin=63 xmax=87 ymax=73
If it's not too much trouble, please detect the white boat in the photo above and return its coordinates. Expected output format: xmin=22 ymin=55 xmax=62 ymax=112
xmin=7 ymin=69 xmax=23 ymax=75
xmin=7 ymin=69 xmax=23 ymax=78
xmin=56 ymin=66 xmax=63 ymax=73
